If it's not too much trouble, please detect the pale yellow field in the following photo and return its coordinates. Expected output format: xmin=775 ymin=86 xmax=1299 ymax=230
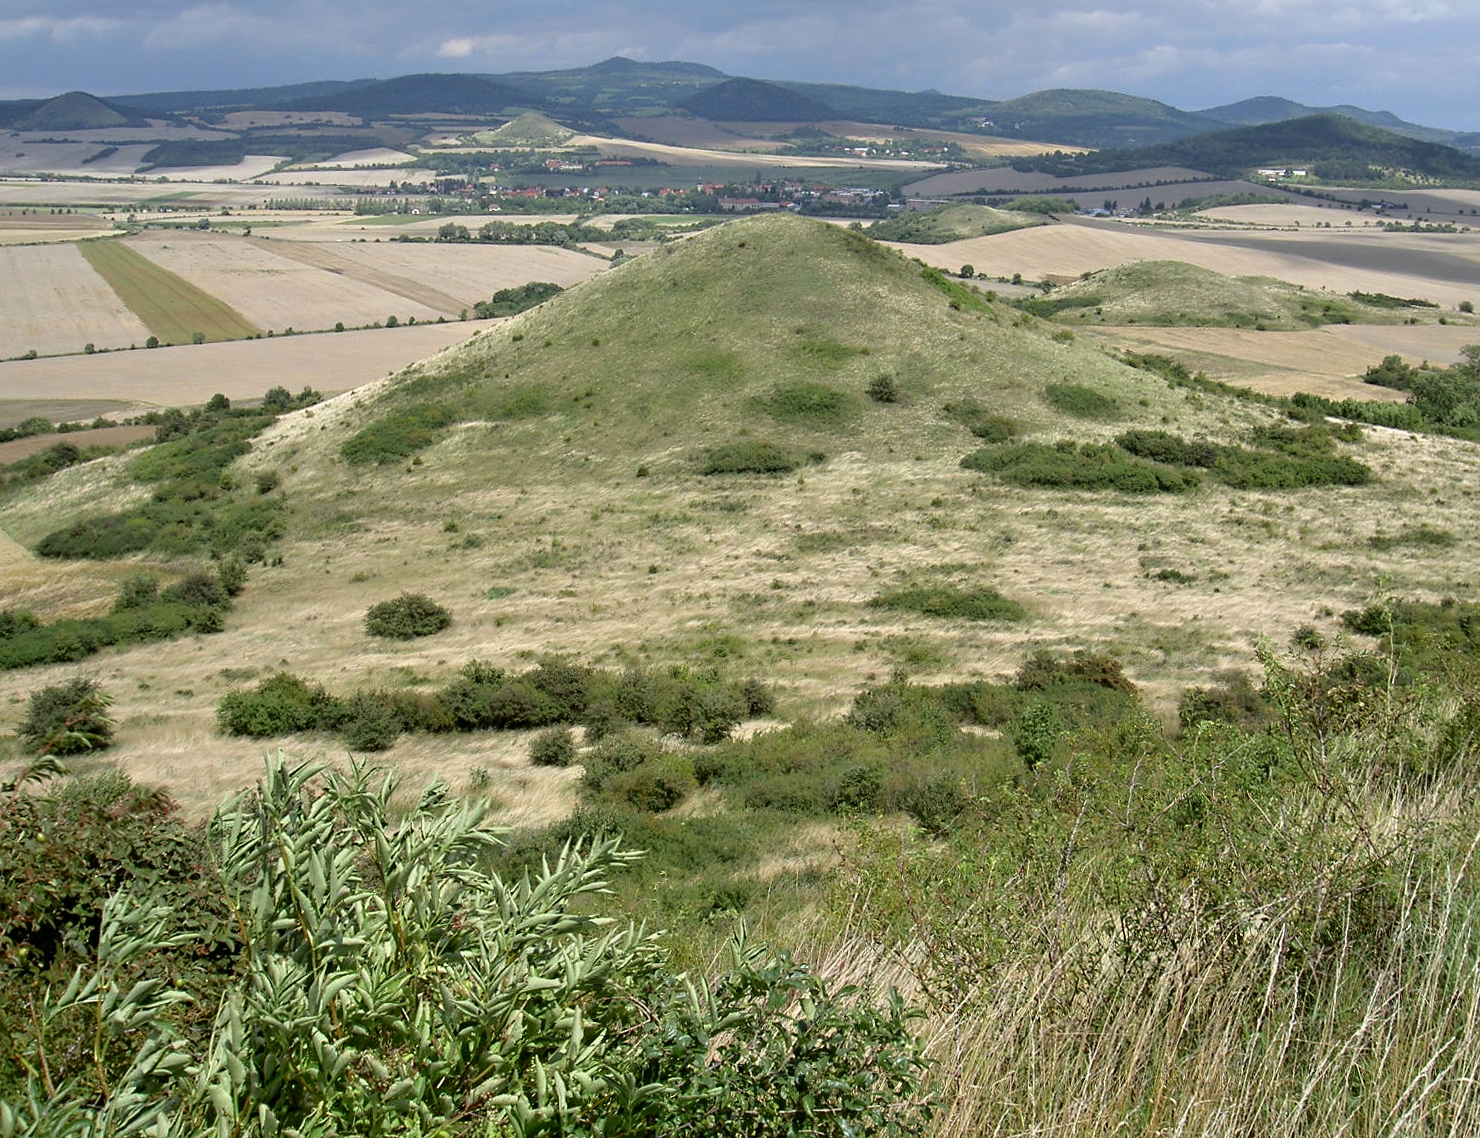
xmin=148 ymin=155 xmax=289 ymax=181
xmin=252 ymin=168 xmax=433 ymax=188
xmin=1198 ymin=203 xmax=1376 ymax=227
xmin=1080 ymin=325 xmax=1417 ymax=396
xmin=0 ymin=140 xmax=154 ymax=178
xmin=315 ymin=148 xmax=418 ymax=168
xmin=814 ymin=122 xmax=1086 ymax=158
xmin=0 ymin=320 xmax=493 ymax=406
xmin=898 ymin=218 xmax=1480 ymax=308
xmin=126 ymin=232 xmax=446 ymax=329
xmin=564 ymin=134 xmax=944 ymax=171
xmin=315 ymin=243 xmax=607 ymax=308
xmin=0 ymin=243 xmax=152 ymax=357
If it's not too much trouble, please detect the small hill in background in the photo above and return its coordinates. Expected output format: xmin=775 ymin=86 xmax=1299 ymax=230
xmin=1198 ymin=96 xmax=1480 ymax=152
xmin=979 ymin=89 xmax=1214 ymax=148
xmin=866 ymin=204 xmax=1052 ymax=244
xmin=1020 ymin=261 xmax=1417 ymax=329
xmin=9 ymin=91 xmax=147 ymax=130
xmin=1016 ymin=114 xmax=1480 ymax=183
xmin=289 ymin=73 xmax=541 ymax=117
xmin=482 ymin=112 xmax=574 ymax=146
xmin=679 ymin=77 xmax=838 ymax=123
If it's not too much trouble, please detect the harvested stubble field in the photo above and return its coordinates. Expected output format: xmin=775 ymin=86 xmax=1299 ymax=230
xmin=126 ymin=232 xmax=446 ymax=330
xmin=0 ymin=320 xmax=493 ymax=408
xmin=0 ymin=243 xmax=151 ymax=358
xmin=899 ymin=216 xmax=1480 ymax=308
xmin=300 ymin=243 xmax=608 ymax=307
xmin=565 ymin=133 xmax=943 ymax=171
xmin=79 ymin=239 xmax=261 ymax=344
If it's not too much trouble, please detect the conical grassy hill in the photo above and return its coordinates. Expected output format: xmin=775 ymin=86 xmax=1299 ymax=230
xmin=320 ymin=213 xmax=1195 ymax=484
xmin=1030 ymin=259 xmax=1413 ymax=329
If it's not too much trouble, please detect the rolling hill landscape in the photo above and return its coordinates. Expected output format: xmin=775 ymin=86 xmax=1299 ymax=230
xmin=5 ymin=56 xmax=1480 ymax=1138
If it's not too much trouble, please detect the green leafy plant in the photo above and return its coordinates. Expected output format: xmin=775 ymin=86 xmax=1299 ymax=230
xmin=17 ymin=678 xmax=116 ymax=756
xmin=363 ymin=592 xmax=452 ymax=639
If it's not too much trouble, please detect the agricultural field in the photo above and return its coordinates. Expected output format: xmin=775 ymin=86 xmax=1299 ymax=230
xmin=78 ymin=238 xmax=260 ymax=344
xmin=0 ymin=320 xmax=492 ymax=413
xmin=123 ymin=232 xmax=447 ymax=330
xmin=896 ymin=216 xmax=1480 ymax=309
xmin=0 ymin=243 xmax=152 ymax=358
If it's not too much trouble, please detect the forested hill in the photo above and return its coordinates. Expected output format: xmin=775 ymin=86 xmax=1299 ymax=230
xmin=1012 ymin=114 xmax=1480 ymax=184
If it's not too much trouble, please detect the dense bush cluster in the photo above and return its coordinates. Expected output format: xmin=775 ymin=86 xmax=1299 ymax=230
xmin=363 ymin=592 xmax=452 ymax=638
xmin=17 ymin=678 xmax=116 ymax=756
xmin=943 ymin=399 xmax=1018 ymax=442
xmin=1117 ymin=424 xmax=1372 ymax=489
xmin=0 ymin=562 xmax=243 ymax=671
xmin=470 ymin=281 xmax=563 ymax=318
xmin=1042 ymin=381 xmax=1121 ymax=420
xmin=697 ymin=441 xmax=801 ymax=474
xmin=217 ymin=659 xmax=777 ymax=756
xmin=340 ymin=402 xmax=455 ymax=465
xmin=962 ymin=439 xmax=1202 ymax=493
xmin=31 ymin=388 xmax=317 ymax=563
xmin=0 ymin=759 xmax=933 ymax=1136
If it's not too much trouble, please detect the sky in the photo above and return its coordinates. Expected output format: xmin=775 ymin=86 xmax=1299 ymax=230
xmin=2 ymin=0 xmax=1477 ymax=131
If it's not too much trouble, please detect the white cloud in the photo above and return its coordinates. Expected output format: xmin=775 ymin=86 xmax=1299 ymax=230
xmin=0 ymin=14 xmax=119 ymax=41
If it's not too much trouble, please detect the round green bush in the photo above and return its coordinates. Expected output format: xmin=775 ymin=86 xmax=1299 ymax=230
xmin=529 ymin=726 xmax=577 ymax=767
xmin=19 ymin=677 xmax=116 ymax=756
xmin=364 ymin=593 xmax=452 ymax=639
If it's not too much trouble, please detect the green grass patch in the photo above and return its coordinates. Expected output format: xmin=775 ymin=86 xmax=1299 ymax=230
xmin=963 ymin=441 xmax=1201 ymax=494
xmin=77 ymin=240 xmax=260 ymax=344
xmin=757 ymin=381 xmax=852 ymax=423
xmin=868 ymin=584 xmax=1026 ymax=622
xmin=1042 ymin=382 xmax=1121 ymax=420
xmin=340 ymin=404 xmax=454 ymax=466
xmin=943 ymin=400 xmax=1018 ymax=441
xmin=1368 ymin=525 xmax=1458 ymax=552
xmin=697 ymin=441 xmax=800 ymax=475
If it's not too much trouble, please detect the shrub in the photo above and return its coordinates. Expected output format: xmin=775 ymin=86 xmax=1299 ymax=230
xmin=962 ymin=441 xmax=1200 ymax=494
xmin=868 ymin=584 xmax=1026 ymax=622
xmin=1014 ymin=649 xmax=1138 ymax=695
xmin=529 ymin=726 xmax=577 ymax=767
xmin=338 ymin=692 xmax=404 ymax=751
xmin=217 ymin=672 xmax=339 ymax=737
xmin=340 ymin=403 xmax=454 ymax=466
xmin=472 ymin=281 xmax=563 ymax=318
xmin=1179 ymin=671 xmax=1269 ymax=733
xmin=1043 ymin=382 xmax=1121 ymax=420
xmin=609 ymin=756 xmax=695 ymax=812
xmin=364 ymin=593 xmax=451 ymax=639
xmin=1006 ymin=699 xmax=1063 ymax=769
xmin=697 ymin=442 xmax=800 ymax=475
xmin=866 ymin=374 xmax=899 ymax=403
xmin=760 ymin=381 xmax=850 ymax=423
xmin=944 ymin=400 xmax=1017 ymax=442
xmin=18 ymin=678 xmax=115 ymax=756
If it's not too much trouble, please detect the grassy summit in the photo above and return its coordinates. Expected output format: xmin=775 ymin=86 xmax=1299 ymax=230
xmin=1020 ymin=261 xmax=1415 ymax=329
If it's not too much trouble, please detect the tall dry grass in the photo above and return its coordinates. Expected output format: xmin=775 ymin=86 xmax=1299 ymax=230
xmin=809 ymin=671 xmax=1480 ymax=1137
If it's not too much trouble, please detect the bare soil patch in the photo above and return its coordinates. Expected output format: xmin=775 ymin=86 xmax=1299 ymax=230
xmin=0 ymin=243 xmax=151 ymax=358
xmin=0 ymin=320 xmax=493 ymax=406
xmin=611 ymin=117 xmax=781 ymax=150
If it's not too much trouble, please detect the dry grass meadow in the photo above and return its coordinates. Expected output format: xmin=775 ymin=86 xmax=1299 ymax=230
xmin=7 ymin=207 xmax=1480 ymax=818
xmin=0 ymin=243 xmax=152 ymax=358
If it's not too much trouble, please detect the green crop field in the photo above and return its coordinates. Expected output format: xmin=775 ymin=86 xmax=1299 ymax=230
xmin=78 ymin=238 xmax=261 ymax=344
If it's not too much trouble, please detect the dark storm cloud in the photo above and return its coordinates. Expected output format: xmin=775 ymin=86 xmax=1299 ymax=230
xmin=0 ymin=0 xmax=1473 ymax=129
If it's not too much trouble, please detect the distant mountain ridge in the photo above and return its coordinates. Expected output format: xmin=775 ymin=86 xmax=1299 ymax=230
xmin=1011 ymin=114 xmax=1480 ymax=183
xmin=69 ymin=59 xmax=1474 ymax=154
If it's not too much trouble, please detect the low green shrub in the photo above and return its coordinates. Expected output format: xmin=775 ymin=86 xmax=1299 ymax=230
xmin=869 ymin=584 xmax=1025 ymax=622
xmin=364 ymin=593 xmax=452 ymax=639
xmin=962 ymin=441 xmax=1199 ymax=493
xmin=759 ymin=381 xmax=851 ymax=423
xmin=943 ymin=400 xmax=1018 ymax=442
xmin=529 ymin=726 xmax=577 ymax=767
xmin=1368 ymin=525 xmax=1458 ymax=551
xmin=697 ymin=441 xmax=800 ymax=475
xmin=18 ymin=678 xmax=115 ymax=756
xmin=340 ymin=403 xmax=454 ymax=466
xmin=1043 ymin=382 xmax=1121 ymax=420
xmin=217 ymin=672 xmax=340 ymax=737
xmin=471 ymin=281 xmax=563 ymax=318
